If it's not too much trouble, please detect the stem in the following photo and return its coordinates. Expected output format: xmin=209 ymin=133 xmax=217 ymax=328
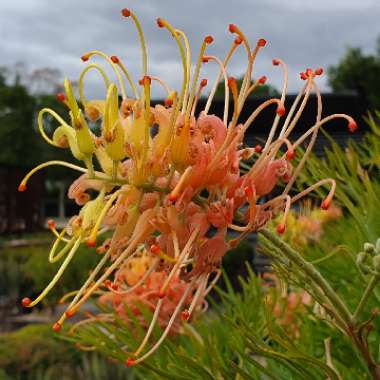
xmin=260 ymin=228 xmax=352 ymax=323
xmin=85 ymin=156 xmax=95 ymax=178
xmin=353 ymin=275 xmax=380 ymax=322
xmin=259 ymin=234 xmax=348 ymax=330
xmin=349 ymin=330 xmax=380 ymax=380
xmin=260 ymin=228 xmax=380 ymax=379
xmin=112 ymin=160 xmax=119 ymax=181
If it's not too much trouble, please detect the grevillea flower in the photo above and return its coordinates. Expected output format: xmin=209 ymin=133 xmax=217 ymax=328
xmin=271 ymin=201 xmax=342 ymax=249
xmin=19 ymin=8 xmax=357 ymax=365
xmin=264 ymin=273 xmax=312 ymax=338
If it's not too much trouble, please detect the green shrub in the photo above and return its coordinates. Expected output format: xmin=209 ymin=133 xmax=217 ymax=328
xmin=0 ymin=232 xmax=106 ymax=308
xmin=0 ymin=324 xmax=132 ymax=380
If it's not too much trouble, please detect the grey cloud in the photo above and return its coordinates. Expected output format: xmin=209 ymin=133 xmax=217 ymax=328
xmin=0 ymin=0 xmax=379 ymax=98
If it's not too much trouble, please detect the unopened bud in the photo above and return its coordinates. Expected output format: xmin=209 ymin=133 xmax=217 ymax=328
xmin=364 ymin=242 xmax=375 ymax=254
xmin=357 ymin=251 xmax=370 ymax=274
xmin=375 ymin=238 xmax=380 ymax=253
xmin=373 ymin=255 xmax=380 ymax=272
xmin=357 ymin=251 xmax=367 ymax=266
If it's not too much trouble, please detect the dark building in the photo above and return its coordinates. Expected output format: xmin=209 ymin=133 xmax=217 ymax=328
xmin=0 ymin=165 xmax=44 ymax=234
xmin=198 ymin=94 xmax=369 ymax=155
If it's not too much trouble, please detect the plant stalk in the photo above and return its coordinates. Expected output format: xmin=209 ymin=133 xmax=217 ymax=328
xmin=260 ymin=228 xmax=352 ymax=323
xmin=353 ymin=274 xmax=380 ymax=322
xmin=260 ymin=228 xmax=380 ymax=380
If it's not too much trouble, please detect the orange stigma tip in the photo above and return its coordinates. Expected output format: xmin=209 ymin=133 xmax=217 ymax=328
xmin=234 ymin=36 xmax=243 ymax=45
xmin=286 ymin=150 xmax=295 ymax=160
xmin=228 ymin=77 xmax=237 ymax=88
xmin=56 ymin=93 xmax=65 ymax=102
xmin=257 ymin=38 xmax=267 ymax=47
xmin=348 ymin=120 xmax=358 ymax=133
xmin=228 ymin=24 xmax=238 ymax=34
xmin=321 ymin=200 xmax=330 ymax=210
xmin=150 ymin=244 xmax=161 ymax=254
xmin=254 ymin=144 xmax=262 ymax=153
xmin=156 ymin=18 xmax=165 ymax=28
xmin=126 ymin=358 xmax=135 ymax=367
xmin=22 ymin=297 xmax=31 ymax=307
xmin=65 ymin=309 xmax=75 ymax=318
xmin=81 ymin=54 xmax=89 ymax=62
xmin=121 ymin=8 xmax=131 ymax=17
xmin=142 ymin=75 xmax=151 ymax=85
xmin=158 ymin=291 xmax=166 ymax=299
xmin=300 ymin=72 xmax=307 ymax=80
xmin=258 ymin=76 xmax=267 ymax=85
xmin=18 ymin=183 xmax=26 ymax=192
xmin=200 ymin=78 xmax=208 ymax=87
xmin=52 ymin=322 xmax=62 ymax=332
xmin=168 ymin=193 xmax=178 ymax=202
xmin=204 ymin=35 xmax=214 ymax=44
xmin=306 ymin=68 xmax=313 ymax=76
xmin=276 ymin=105 xmax=286 ymax=117
xmin=110 ymin=55 xmax=119 ymax=64
xmin=47 ymin=219 xmax=55 ymax=228
xmin=111 ymin=283 xmax=119 ymax=290
xmin=181 ymin=310 xmax=190 ymax=321
xmin=86 ymin=239 xmax=97 ymax=248
xmin=244 ymin=186 xmax=254 ymax=199
xmin=276 ymin=224 xmax=286 ymax=234
xmin=272 ymin=59 xmax=280 ymax=66
xmin=164 ymin=98 xmax=173 ymax=107
xmin=202 ymin=57 xmax=209 ymax=64
xmin=104 ymin=279 xmax=112 ymax=287
xmin=315 ymin=67 xmax=323 ymax=76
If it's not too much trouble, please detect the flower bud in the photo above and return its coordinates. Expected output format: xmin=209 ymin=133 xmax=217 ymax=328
xmin=52 ymin=125 xmax=85 ymax=161
xmin=80 ymin=192 xmax=106 ymax=234
xmin=375 ymin=238 xmax=380 ymax=253
xmin=357 ymin=252 xmax=370 ymax=274
xmin=103 ymin=84 xmax=126 ymax=161
xmin=364 ymin=242 xmax=375 ymax=254
xmin=356 ymin=251 xmax=367 ymax=267
xmin=85 ymin=100 xmax=105 ymax=122
xmin=105 ymin=121 xmax=126 ymax=161
xmin=64 ymin=79 xmax=80 ymax=119
xmin=373 ymin=255 xmax=380 ymax=272
xmin=74 ymin=110 xmax=95 ymax=155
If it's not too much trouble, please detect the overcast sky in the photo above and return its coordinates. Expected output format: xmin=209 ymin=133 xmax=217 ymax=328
xmin=1 ymin=0 xmax=379 ymax=98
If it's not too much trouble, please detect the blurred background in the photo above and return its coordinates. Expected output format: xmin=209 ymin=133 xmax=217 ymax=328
xmin=0 ymin=0 xmax=379 ymax=379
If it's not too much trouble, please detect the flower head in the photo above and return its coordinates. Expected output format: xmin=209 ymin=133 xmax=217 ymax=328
xmin=19 ymin=8 xmax=356 ymax=364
